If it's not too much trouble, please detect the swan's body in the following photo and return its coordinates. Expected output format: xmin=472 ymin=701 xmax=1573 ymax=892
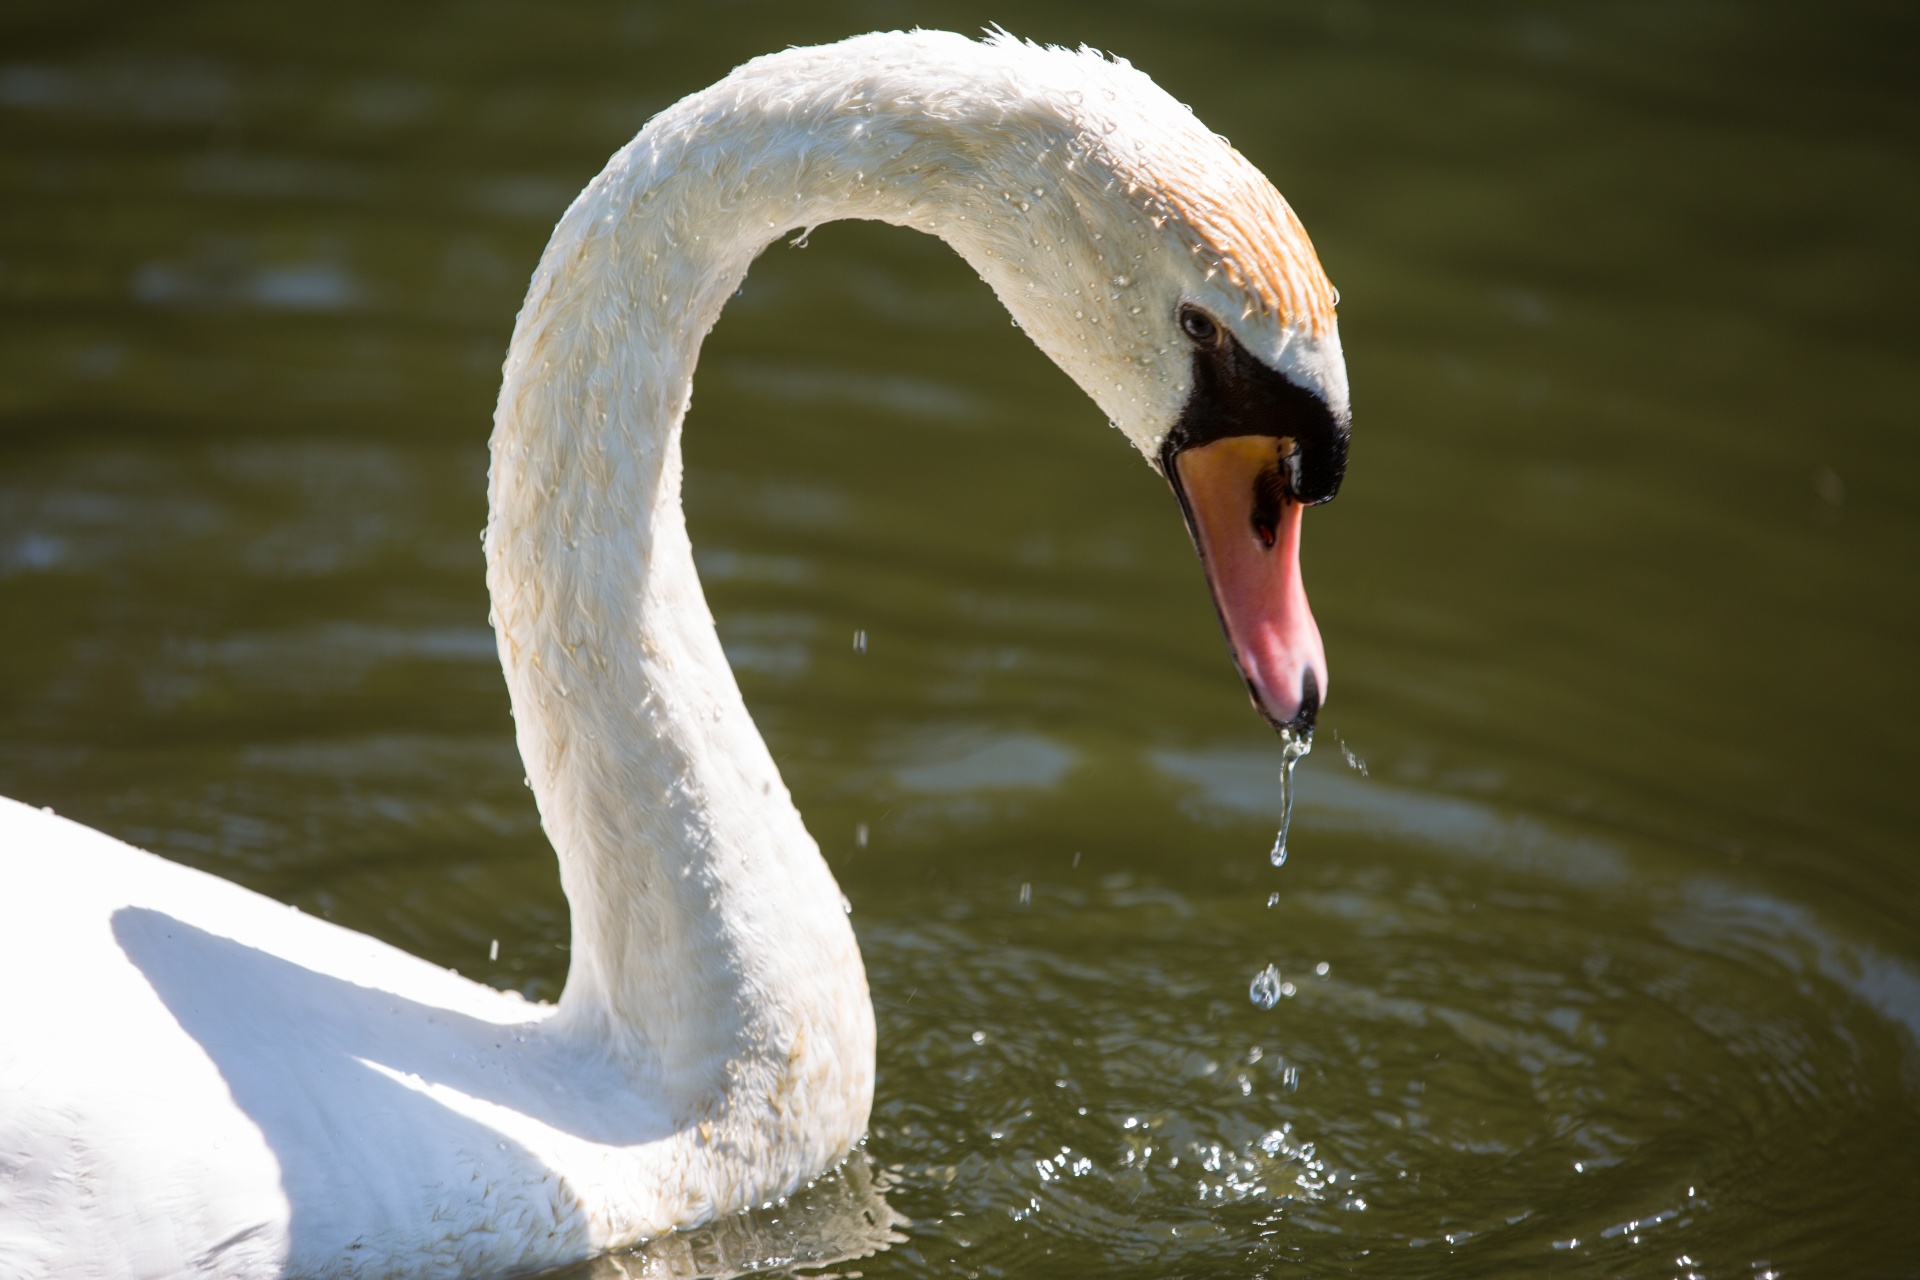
xmin=0 ymin=30 xmax=1349 ymax=1280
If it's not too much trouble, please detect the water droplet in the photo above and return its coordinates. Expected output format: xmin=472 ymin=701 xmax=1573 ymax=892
xmin=1266 ymin=892 xmax=1279 ymax=908
xmin=972 ymin=1030 xmax=986 ymax=1043
xmin=1249 ymin=964 xmax=1283 ymax=1009
xmin=855 ymin=822 xmax=869 ymax=848
xmin=489 ymin=938 xmax=499 ymax=962
xmin=852 ymin=629 xmax=867 ymax=654
xmin=1269 ymin=730 xmax=1312 ymax=866
xmin=1315 ymin=960 xmax=1330 ymax=976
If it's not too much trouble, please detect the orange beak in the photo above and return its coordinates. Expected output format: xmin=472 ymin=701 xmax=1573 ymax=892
xmin=1170 ymin=435 xmax=1328 ymax=732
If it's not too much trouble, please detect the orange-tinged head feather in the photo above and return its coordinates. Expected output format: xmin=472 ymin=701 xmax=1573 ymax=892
xmin=1138 ymin=143 xmax=1338 ymax=334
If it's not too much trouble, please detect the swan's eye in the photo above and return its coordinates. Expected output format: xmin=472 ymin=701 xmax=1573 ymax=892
xmin=1179 ymin=306 xmax=1220 ymax=345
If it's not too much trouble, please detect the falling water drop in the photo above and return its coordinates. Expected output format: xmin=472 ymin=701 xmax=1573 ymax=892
xmin=1249 ymin=964 xmax=1283 ymax=1010
xmin=1269 ymin=730 xmax=1312 ymax=867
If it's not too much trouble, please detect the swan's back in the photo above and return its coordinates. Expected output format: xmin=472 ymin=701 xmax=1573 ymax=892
xmin=0 ymin=797 xmax=639 ymax=1279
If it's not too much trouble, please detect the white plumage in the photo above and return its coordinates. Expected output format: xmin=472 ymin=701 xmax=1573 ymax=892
xmin=0 ymin=30 xmax=1344 ymax=1279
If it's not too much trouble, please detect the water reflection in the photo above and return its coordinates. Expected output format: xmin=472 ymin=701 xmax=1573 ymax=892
xmin=893 ymin=732 xmax=1078 ymax=795
xmin=135 ymin=247 xmax=367 ymax=313
xmin=569 ymin=1154 xmax=906 ymax=1280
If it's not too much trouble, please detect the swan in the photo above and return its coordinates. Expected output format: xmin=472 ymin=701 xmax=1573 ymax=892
xmin=0 ymin=29 xmax=1349 ymax=1280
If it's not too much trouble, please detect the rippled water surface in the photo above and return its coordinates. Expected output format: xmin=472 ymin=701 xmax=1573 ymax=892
xmin=3 ymin=1 xmax=1917 ymax=1276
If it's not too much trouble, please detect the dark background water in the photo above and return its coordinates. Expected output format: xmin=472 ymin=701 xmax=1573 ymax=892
xmin=2 ymin=1 xmax=1916 ymax=1276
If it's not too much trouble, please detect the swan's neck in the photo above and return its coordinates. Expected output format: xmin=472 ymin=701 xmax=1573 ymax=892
xmin=486 ymin=37 xmax=1063 ymax=1152
xmin=484 ymin=112 xmax=885 ymax=1126
xmin=485 ymin=36 xmax=1192 ymax=1181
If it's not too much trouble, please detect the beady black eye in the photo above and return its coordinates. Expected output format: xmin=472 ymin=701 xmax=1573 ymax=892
xmin=1179 ymin=306 xmax=1220 ymax=344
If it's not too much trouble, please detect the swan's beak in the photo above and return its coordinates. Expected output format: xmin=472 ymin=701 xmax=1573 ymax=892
xmin=1170 ymin=435 xmax=1328 ymax=733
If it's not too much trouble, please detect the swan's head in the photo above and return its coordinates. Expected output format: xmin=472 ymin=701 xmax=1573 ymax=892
xmin=933 ymin=36 xmax=1350 ymax=733
xmin=1151 ymin=298 xmax=1344 ymax=737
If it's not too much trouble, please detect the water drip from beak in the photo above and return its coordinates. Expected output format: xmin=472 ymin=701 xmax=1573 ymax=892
xmin=1269 ymin=728 xmax=1312 ymax=869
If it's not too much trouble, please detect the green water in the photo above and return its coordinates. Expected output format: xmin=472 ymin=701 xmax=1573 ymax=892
xmin=3 ymin=1 xmax=1917 ymax=1276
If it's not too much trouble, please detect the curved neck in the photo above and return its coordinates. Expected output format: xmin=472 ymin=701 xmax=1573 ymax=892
xmin=485 ymin=121 xmax=872 ymax=1102
xmin=484 ymin=35 xmax=1108 ymax=1126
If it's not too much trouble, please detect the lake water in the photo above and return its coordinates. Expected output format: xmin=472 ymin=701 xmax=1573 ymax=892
xmin=2 ymin=1 xmax=1916 ymax=1276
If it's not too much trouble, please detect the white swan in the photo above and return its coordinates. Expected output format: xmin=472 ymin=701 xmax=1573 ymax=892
xmin=0 ymin=30 xmax=1350 ymax=1280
